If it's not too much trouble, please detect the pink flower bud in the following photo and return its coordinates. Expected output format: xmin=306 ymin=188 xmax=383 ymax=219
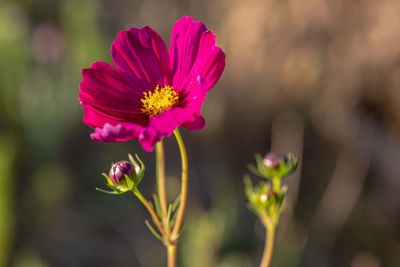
xmin=109 ymin=161 xmax=134 ymax=185
xmin=262 ymin=153 xmax=287 ymax=169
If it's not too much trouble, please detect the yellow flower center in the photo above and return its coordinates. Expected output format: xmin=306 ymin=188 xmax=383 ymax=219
xmin=140 ymin=85 xmax=179 ymax=117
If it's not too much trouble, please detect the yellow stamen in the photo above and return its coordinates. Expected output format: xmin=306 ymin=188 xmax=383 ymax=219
xmin=141 ymin=85 xmax=179 ymax=117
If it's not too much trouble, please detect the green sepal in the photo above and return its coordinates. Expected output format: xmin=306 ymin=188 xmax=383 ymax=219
xmin=96 ymin=183 xmax=125 ymax=195
xmin=102 ymin=173 xmax=113 ymax=186
xmin=124 ymin=174 xmax=135 ymax=190
xmin=95 ymin=187 xmax=121 ymax=195
xmin=285 ymin=153 xmax=299 ymax=174
xmin=249 ymin=153 xmax=299 ymax=180
xmin=97 ymin=173 xmax=131 ymax=195
xmin=248 ymin=163 xmax=263 ymax=178
xmin=128 ymin=153 xmax=145 ymax=185
xmin=244 ymin=177 xmax=287 ymax=223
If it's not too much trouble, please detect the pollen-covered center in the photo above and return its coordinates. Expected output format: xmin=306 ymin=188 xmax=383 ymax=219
xmin=141 ymin=85 xmax=179 ymax=117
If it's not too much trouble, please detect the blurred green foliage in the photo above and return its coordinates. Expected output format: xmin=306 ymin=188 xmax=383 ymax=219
xmin=0 ymin=135 xmax=17 ymax=267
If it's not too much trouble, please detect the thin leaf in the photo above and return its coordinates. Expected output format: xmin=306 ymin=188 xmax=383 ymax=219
xmin=248 ymin=164 xmax=263 ymax=178
xmin=243 ymin=175 xmax=253 ymax=189
xmin=171 ymin=195 xmax=181 ymax=212
xmin=95 ymin=187 xmax=120 ymax=195
xmin=152 ymin=194 xmax=163 ymax=219
xmin=243 ymin=175 xmax=254 ymax=198
xmin=255 ymin=153 xmax=264 ymax=169
xmin=175 ymin=225 xmax=186 ymax=239
xmin=166 ymin=204 xmax=172 ymax=234
xmin=145 ymin=220 xmax=164 ymax=243
xmin=170 ymin=207 xmax=179 ymax=228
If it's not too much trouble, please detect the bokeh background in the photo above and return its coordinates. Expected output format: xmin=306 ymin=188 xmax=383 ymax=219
xmin=1 ymin=0 xmax=400 ymax=266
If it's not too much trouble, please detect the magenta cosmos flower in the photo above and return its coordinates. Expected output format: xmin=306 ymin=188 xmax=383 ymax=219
xmin=79 ymin=16 xmax=225 ymax=151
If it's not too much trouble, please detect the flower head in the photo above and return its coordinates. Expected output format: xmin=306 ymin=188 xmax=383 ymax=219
xmin=79 ymin=16 xmax=225 ymax=151
xmin=99 ymin=154 xmax=145 ymax=194
xmin=249 ymin=153 xmax=298 ymax=179
xmin=109 ymin=160 xmax=134 ymax=186
xmin=263 ymin=153 xmax=288 ymax=169
xmin=244 ymin=177 xmax=286 ymax=222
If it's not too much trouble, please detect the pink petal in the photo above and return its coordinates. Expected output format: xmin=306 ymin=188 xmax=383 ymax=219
xmin=180 ymin=75 xmax=207 ymax=130
xmin=179 ymin=74 xmax=207 ymax=118
xmin=138 ymin=127 xmax=163 ymax=152
xmin=91 ymin=123 xmax=144 ymax=142
xmin=111 ymin=26 xmax=171 ymax=92
xmin=81 ymin=103 xmax=126 ymax=128
xmin=170 ymin=16 xmax=225 ymax=93
xmin=139 ymin=107 xmax=188 ymax=151
xmin=189 ymin=31 xmax=225 ymax=91
xmin=183 ymin=116 xmax=205 ymax=130
xmin=79 ymin=62 xmax=145 ymax=128
xmin=138 ymin=75 xmax=207 ymax=151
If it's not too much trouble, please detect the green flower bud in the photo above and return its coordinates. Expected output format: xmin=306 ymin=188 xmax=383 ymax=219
xmin=244 ymin=177 xmax=286 ymax=223
xmin=97 ymin=154 xmax=145 ymax=195
xmin=249 ymin=153 xmax=298 ymax=180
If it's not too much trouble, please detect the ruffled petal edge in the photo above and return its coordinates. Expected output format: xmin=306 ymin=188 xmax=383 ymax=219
xmin=90 ymin=123 xmax=144 ymax=143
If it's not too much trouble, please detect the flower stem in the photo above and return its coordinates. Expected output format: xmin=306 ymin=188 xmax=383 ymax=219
xmin=156 ymin=141 xmax=168 ymax=221
xmin=272 ymin=177 xmax=280 ymax=192
xmin=131 ymin=188 xmax=166 ymax=238
xmin=171 ymin=128 xmax=188 ymax=240
xmin=260 ymin=222 xmax=276 ymax=267
xmin=167 ymin=244 xmax=177 ymax=267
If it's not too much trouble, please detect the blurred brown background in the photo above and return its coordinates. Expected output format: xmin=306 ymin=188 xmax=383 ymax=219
xmin=0 ymin=0 xmax=399 ymax=266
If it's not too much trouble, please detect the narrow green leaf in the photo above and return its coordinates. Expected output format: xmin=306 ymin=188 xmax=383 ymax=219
xmin=243 ymin=175 xmax=253 ymax=189
xmin=171 ymin=195 xmax=181 ymax=212
xmin=95 ymin=187 xmax=120 ymax=195
xmin=152 ymin=194 xmax=163 ymax=219
xmin=255 ymin=153 xmax=264 ymax=170
xmin=170 ymin=207 xmax=179 ymax=228
xmin=145 ymin=220 xmax=164 ymax=243
xmin=278 ymin=159 xmax=287 ymax=177
xmin=243 ymin=175 xmax=254 ymax=198
xmin=175 ymin=225 xmax=186 ymax=239
xmin=248 ymin=163 xmax=264 ymax=178
xmin=166 ymin=203 xmax=172 ymax=234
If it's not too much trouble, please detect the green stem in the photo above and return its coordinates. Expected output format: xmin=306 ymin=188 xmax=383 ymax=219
xmin=272 ymin=177 xmax=280 ymax=192
xmin=156 ymin=141 xmax=168 ymax=222
xmin=131 ymin=188 xmax=166 ymax=238
xmin=260 ymin=222 xmax=276 ymax=267
xmin=167 ymin=244 xmax=177 ymax=267
xmin=171 ymin=128 xmax=188 ymax=240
